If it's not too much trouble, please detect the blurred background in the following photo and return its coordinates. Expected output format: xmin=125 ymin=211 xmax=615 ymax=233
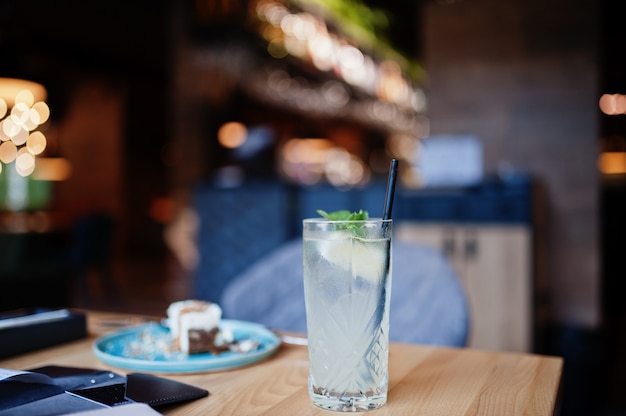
xmin=0 ymin=0 xmax=622 ymax=414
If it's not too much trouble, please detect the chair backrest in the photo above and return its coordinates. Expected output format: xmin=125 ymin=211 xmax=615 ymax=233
xmin=220 ymin=239 xmax=470 ymax=347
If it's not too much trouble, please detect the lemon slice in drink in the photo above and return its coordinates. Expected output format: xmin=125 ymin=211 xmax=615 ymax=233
xmin=318 ymin=233 xmax=387 ymax=283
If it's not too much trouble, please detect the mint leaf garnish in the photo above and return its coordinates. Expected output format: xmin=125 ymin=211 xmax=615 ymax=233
xmin=316 ymin=209 xmax=369 ymax=221
xmin=316 ymin=209 xmax=370 ymax=235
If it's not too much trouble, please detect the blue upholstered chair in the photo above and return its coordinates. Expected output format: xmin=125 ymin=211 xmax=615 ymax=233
xmin=220 ymin=239 xmax=470 ymax=347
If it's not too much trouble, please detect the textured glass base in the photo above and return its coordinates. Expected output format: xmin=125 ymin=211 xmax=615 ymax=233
xmin=310 ymin=390 xmax=387 ymax=412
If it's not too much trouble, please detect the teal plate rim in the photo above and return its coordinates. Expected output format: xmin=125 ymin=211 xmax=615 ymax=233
xmin=92 ymin=319 xmax=281 ymax=374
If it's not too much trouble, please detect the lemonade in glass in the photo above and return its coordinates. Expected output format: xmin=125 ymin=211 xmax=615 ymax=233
xmin=303 ymin=214 xmax=392 ymax=412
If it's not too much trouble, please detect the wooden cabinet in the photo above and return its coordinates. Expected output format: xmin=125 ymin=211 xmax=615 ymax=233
xmin=396 ymin=222 xmax=532 ymax=352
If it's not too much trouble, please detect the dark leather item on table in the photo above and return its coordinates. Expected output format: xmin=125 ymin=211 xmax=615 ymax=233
xmin=126 ymin=373 xmax=209 ymax=408
xmin=0 ymin=365 xmax=209 ymax=415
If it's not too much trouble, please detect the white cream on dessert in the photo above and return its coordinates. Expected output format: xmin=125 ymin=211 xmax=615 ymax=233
xmin=166 ymin=300 xmax=225 ymax=354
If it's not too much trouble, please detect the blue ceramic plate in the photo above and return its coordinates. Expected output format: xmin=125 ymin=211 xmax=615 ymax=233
xmin=93 ymin=320 xmax=281 ymax=373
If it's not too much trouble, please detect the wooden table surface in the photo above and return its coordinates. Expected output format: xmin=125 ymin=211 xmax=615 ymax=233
xmin=0 ymin=310 xmax=563 ymax=415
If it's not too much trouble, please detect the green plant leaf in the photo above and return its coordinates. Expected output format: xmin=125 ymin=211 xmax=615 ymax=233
xmin=316 ymin=210 xmax=370 ymax=236
xmin=316 ymin=209 xmax=369 ymax=221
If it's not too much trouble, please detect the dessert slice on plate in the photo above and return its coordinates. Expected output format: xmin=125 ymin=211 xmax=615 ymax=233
xmin=166 ymin=300 xmax=233 ymax=354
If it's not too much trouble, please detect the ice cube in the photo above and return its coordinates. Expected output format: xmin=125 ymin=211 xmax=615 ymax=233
xmin=318 ymin=235 xmax=387 ymax=283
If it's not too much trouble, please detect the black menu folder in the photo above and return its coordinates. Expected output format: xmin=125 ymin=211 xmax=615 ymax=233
xmin=0 ymin=368 xmax=113 ymax=415
xmin=0 ymin=365 xmax=209 ymax=415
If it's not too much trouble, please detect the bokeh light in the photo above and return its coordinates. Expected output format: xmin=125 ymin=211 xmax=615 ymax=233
xmin=599 ymin=93 xmax=626 ymax=115
xmin=598 ymin=152 xmax=626 ymax=175
xmin=218 ymin=122 xmax=248 ymax=148
xmin=253 ymin=0 xmax=425 ymax=117
xmin=0 ymin=79 xmax=50 ymax=177
xmin=0 ymin=141 xmax=17 ymax=164
xmin=280 ymin=137 xmax=373 ymax=188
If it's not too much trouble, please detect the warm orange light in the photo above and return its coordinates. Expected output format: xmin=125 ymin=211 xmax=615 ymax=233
xmin=31 ymin=157 xmax=72 ymax=181
xmin=0 ymin=78 xmax=47 ymax=107
xmin=15 ymin=148 xmax=35 ymax=177
xmin=599 ymin=94 xmax=626 ymax=115
xmin=26 ymin=131 xmax=47 ymax=155
xmin=0 ymin=78 xmax=50 ymax=177
xmin=217 ymin=121 xmax=247 ymax=148
xmin=149 ymin=197 xmax=175 ymax=224
xmin=0 ymin=141 xmax=17 ymax=163
xmin=283 ymin=138 xmax=332 ymax=163
xmin=31 ymin=101 xmax=50 ymax=124
xmin=598 ymin=152 xmax=626 ymax=174
xmin=267 ymin=38 xmax=288 ymax=58
xmin=280 ymin=137 xmax=371 ymax=187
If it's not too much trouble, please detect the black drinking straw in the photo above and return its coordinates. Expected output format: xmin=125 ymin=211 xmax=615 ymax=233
xmin=382 ymin=159 xmax=398 ymax=220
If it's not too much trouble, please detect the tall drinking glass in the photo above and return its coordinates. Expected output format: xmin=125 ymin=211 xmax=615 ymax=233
xmin=303 ymin=218 xmax=392 ymax=412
